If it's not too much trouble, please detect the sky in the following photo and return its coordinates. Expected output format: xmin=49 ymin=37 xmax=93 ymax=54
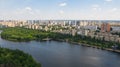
xmin=0 ymin=0 xmax=120 ymax=20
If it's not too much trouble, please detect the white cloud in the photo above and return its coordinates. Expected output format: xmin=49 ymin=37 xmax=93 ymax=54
xmin=103 ymin=8 xmax=120 ymax=20
xmin=105 ymin=0 xmax=113 ymax=2
xmin=25 ymin=7 xmax=32 ymax=11
xmin=1 ymin=3 xmax=120 ymax=20
xmin=59 ymin=2 xmax=67 ymax=7
xmin=15 ymin=7 xmax=34 ymax=15
xmin=111 ymin=8 xmax=118 ymax=12
xmin=0 ymin=7 xmax=42 ymax=20
xmin=59 ymin=10 xmax=64 ymax=14
xmin=92 ymin=4 xmax=99 ymax=7
xmin=92 ymin=4 xmax=101 ymax=11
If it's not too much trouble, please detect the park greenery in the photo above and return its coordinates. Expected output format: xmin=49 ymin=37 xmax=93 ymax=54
xmin=0 ymin=47 xmax=41 ymax=67
xmin=1 ymin=27 xmax=120 ymax=50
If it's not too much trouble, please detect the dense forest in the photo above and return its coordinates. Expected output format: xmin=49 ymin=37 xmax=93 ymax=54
xmin=1 ymin=27 xmax=120 ymax=50
xmin=0 ymin=47 xmax=41 ymax=67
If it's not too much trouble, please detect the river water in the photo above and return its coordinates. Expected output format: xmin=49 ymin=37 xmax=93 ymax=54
xmin=0 ymin=31 xmax=120 ymax=67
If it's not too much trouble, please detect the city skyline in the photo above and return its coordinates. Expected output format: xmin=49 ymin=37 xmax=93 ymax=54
xmin=0 ymin=0 xmax=120 ymax=20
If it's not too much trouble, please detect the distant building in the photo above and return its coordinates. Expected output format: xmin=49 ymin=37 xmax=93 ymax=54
xmin=72 ymin=29 xmax=77 ymax=36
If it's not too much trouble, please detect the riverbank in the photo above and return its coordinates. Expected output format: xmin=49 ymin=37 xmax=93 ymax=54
xmin=49 ymin=38 xmax=120 ymax=53
xmin=69 ymin=41 xmax=120 ymax=53
xmin=1 ymin=27 xmax=120 ymax=53
xmin=3 ymin=36 xmax=120 ymax=53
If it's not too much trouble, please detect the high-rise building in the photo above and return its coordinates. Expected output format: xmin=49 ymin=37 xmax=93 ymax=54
xmin=106 ymin=23 xmax=111 ymax=32
xmin=101 ymin=23 xmax=111 ymax=32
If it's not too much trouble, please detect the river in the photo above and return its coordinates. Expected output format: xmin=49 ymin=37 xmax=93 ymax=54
xmin=0 ymin=31 xmax=120 ymax=67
